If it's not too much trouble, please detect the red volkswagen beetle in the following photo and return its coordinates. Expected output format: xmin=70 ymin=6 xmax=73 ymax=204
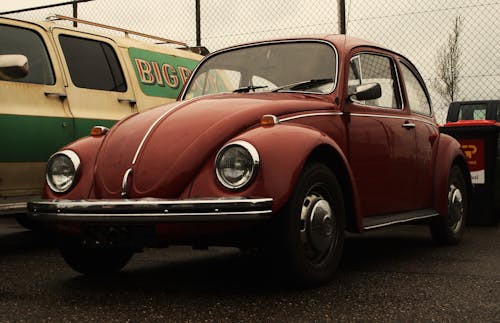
xmin=28 ymin=35 xmax=471 ymax=287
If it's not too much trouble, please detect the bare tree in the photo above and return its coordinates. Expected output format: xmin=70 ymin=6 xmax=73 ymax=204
xmin=433 ymin=16 xmax=464 ymax=106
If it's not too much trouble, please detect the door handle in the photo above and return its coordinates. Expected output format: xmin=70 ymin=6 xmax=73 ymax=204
xmin=44 ymin=91 xmax=67 ymax=100
xmin=118 ymin=98 xmax=137 ymax=106
xmin=402 ymin=121 xmax=416 ymax=129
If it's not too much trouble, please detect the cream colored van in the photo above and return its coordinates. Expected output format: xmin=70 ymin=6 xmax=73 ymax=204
xmin=0 ymin=15 xmax=203 ymax=215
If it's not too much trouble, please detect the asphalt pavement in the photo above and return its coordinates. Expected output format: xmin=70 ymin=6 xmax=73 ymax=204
xmin=0 ymin=216 xmax=499 ymax=322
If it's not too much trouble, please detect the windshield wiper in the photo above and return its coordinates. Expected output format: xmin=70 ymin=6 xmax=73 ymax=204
xmin=233 ymin=85 xmax=269 ymax=93
xmin=272 ymin=78 xmax=333 ymax=92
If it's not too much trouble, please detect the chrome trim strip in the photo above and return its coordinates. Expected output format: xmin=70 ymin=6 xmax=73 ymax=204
xmin=0 ymin=202 xmax=27 ymax=215
xmin=132 ymin=102 xmax=183 ymax=165
xmin=363 ymin=212 xmax=438 ymax=230
xmin=409 ymin=117 xmax=438 ymax=127
xmin=280 ymin=112 xmax=343 ymax=122
xmin=121 ymin=168 xmax=133 ymax=197
xmin=30 ymin=197 xmax=272 ymax=208
xmin=27 ymin=210 xmax=272 ymax=222
xmin=28 ymin=197 xmax=274 ymax=223
xmin=350 ymin=112 xmax=437 ymax=127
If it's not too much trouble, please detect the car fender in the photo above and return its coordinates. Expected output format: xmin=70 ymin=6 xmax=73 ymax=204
xmin=433 ymin=133 xmax=469 ymax=217
xmin=187 ymin=122 xmax=363 ymax=231
xmin=41 ymin=135 xmax=106 ymax=200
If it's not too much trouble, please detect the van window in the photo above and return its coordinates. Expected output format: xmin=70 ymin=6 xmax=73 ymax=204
xmin=59 ymin=35 xmax=126 ymax=92
xmin=0 ymin=24 xmax=55 ymax=85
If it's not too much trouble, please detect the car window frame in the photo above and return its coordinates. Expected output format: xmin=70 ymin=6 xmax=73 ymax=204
xmin=181 ymin=39 xmax=340 ymax=99
xmin=347 ymin=51 xmax=404 ymax=111
xmin=399 ymin=59 xmax=433 ymax=117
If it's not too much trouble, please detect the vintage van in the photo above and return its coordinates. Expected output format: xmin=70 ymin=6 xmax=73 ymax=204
xmin=0 ymin=15 xmax=203 ymax=215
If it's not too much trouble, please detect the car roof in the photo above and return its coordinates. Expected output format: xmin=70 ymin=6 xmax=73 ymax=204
xmin=210 ymin=34 xmax=399 ymax=58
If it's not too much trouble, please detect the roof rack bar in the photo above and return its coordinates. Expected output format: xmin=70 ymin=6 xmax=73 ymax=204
xmin=47 ymin=14 xmax=187 ymax=47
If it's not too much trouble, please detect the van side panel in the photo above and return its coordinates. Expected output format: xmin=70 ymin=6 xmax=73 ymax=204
xmin=128 ymin=47 xmax=199 ymax=99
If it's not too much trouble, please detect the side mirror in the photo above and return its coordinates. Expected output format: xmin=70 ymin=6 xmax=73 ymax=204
xmin=349 ymin=82 xmax=381 ymax=102
xmin=0 ymin=54 xmax=29 ymax=80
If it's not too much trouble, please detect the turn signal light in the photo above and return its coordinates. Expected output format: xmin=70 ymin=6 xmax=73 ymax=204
xmin=260 ymin=114 xmax=279 ymax=127
xmin=90 ymin=126 xmax=110 ymax=137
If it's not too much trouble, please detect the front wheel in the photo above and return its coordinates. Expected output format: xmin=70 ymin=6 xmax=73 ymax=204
xmin=60 ymin=242 xmax=134 ymax=275
xmin=430 ymin=165 xmax=468 ymax=245
xmin=272 ymin=163 xmax=345 ymax=287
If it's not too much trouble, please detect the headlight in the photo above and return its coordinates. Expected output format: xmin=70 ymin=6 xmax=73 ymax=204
xmin=215 ymin=141 xmax=259 ymax=190
xmin=46 ymin=150 xmax=81 ymax=193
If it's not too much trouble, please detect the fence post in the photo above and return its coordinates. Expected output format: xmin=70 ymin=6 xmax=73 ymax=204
xmin=72 ymin=1 xmax=78 ymax=27
xmin=338 ymin=0 xmax=346 ymax=34
xmin=196 ymin=0 xmax=201 ymax=46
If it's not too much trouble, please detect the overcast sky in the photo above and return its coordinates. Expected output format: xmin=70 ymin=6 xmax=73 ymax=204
xmin=0 ymin=0 xmax=58 ymax=12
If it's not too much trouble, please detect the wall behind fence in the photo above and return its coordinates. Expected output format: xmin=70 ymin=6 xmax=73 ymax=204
xmin=3 ymin=0 xmax=499 ymax=123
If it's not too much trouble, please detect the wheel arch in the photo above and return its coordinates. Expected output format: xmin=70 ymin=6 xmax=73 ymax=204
xmin=433 ymin=133 xmax=471 ymax=217
xmin=188 ymin=123 xmax=363 ymax=232
xmin=452 ymin=155 xmax=473 ymax=216
xmin=306 ymin=144 xmax=362 ymax=233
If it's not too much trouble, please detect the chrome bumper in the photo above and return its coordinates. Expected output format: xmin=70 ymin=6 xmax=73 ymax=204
xmin=27 ymin=197 xmax=273 ymax=223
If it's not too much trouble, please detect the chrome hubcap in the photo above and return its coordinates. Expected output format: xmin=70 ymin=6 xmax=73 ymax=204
xmin=448 ymin=184 xmax=464 ymax=233
xmin=300 ymin=191 xmax=336 ymax=264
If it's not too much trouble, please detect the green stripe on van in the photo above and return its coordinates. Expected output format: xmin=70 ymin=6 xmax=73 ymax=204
xmin=0 ymin=114 xmax=116 ymax=162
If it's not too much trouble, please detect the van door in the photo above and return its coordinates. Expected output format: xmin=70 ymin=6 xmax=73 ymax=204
xmin=0 ymin=21 xmax=72 ymax=198
xmin=52 ymin=29 xmax=137 ymax=138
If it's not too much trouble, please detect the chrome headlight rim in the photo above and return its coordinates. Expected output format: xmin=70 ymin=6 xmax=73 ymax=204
xmin=46 ymin=149 xmax=81 ymax=193
xmin=215 ymin=140 xmax=260 ymax=190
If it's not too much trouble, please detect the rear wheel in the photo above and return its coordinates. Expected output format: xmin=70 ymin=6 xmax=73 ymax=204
xmin=272 ymin=163 xmax=345 ymax=287
xmin=430 ymin=165 xmax=468 ymax=245
xmin=60 ymin=242 xmax=134 ymax=275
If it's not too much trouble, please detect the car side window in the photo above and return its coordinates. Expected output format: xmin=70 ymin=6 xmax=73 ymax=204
xmin=0 ymin=24 xmax=55 ymax=85
xmin=348 ymin=53 xmax=400 ymax=109
xmin=401 ymin=63 xmax=431 ymax=115
xmin=59 ymin=35 xmax=126 ymax=92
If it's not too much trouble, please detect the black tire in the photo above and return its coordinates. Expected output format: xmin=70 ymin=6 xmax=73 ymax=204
xmin=430 ymin=165 xmax=468 ymax=245
xmin=60 ymin=242 xmax=134 ymax=275
xmin=272 ymin=163 xmax=345 ymax=287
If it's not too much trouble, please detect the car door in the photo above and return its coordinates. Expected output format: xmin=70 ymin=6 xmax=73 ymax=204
xmin=0 ymin=20 xmax=72 ymax=198
xmin=345 ymin=51 xmax=418 ymax=217
xmin=399 ymin=60 xmax=437 ymax=209
xmin=52 ymin=29 xmax=138 ymax=139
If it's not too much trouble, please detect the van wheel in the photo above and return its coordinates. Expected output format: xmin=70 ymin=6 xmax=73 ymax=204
xmin=273 ymin=163 xmax=345 ymax=287
xmin=60 ymin=243 xmax=133 ymax=275
xmin=430 ymin=165 xmax=467 ymax=245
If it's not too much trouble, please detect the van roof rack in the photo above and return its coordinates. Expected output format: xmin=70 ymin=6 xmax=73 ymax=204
xmin=46 ymin=14 xmax=188 ymax=47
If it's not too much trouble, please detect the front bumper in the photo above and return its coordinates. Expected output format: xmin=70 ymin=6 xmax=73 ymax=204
xmin=27 ymin=197 xmax=273 ymax=223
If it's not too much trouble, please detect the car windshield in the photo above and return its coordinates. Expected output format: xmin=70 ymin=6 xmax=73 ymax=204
xmin=183 ymin=41 xmax=337 ymax=99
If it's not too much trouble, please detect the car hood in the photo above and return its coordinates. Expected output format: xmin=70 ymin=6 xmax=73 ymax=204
xmin=93 ymin=93 xmax=334 ymax=198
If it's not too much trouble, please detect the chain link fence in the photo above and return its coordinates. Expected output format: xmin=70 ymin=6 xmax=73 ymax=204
xmin=2 ymin=0 xmax=499 ymax=123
